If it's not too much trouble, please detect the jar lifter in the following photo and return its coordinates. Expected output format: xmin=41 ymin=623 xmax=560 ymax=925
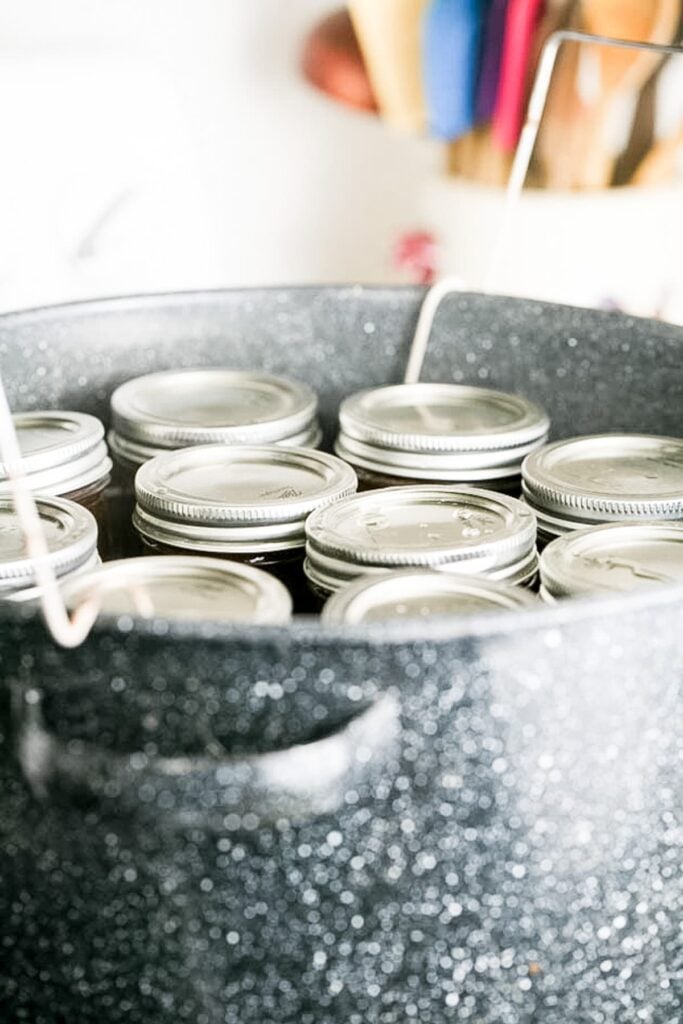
xmin=0 ymin=30 xmax=680 ymax=648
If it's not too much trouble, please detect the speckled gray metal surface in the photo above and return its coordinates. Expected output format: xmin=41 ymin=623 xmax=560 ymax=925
xmin=0 ymin=287 xmax=681 ymax=1023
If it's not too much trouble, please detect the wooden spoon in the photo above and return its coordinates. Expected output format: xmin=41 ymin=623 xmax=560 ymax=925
xmin=612 ymin=65 xmax=660 ymax=186
xmin=535 ymin=2 xmax=590 ymax=190
xmin=348 ymin=0 xmax=428 ymax=132
xmin=446 ymin=126 xmax=514 ymax=186
xmin=631 ymin=122 xmax=683 ymax=185
xmin=576 ymin=0 xmax=681 ymax=189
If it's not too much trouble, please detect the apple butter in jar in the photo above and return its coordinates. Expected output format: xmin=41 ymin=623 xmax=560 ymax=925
xmin=108 ymin=368 xmax=322 ymax=560
xmin=133 ymin=444 xmax=357 ymax=612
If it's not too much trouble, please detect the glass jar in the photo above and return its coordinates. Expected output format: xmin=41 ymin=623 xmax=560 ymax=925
xmin=109 ymin=368 xmax=322 ymax=490
xmin=61 ymin=554 xmax=293 ymax=624
xmin=0 ymin=496 xmax=99 ymax=602
xmin=305 ymin=484 xmax=539 ymax=600
xmin=322 ymin=569 xmax=538 ymax=624
xmin=350 ymin=463 xmax=523 ymax=495
xmin=335 ymin=383 xmax=549 ymax=494
xmin=539 ymin=522 xmax=683 ymax=602
xmin=133 ymin=444 xmax=357 ymax=613
xmin=0 ymin=411 xmax=114 ymax=556
xmin=522 ymin=434 xmax=683 ymax=547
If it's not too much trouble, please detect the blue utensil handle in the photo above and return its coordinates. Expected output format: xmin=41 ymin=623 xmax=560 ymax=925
xmin=423 ymin=0 xmax=485 ymax=139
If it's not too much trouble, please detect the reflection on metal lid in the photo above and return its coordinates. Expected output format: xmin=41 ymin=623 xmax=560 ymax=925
xmin=305 ymin=485 xmax=538 ymax=592
xmin=0 ymin=496 xmax=98 ymax=592
xmin=336 ymin=383 xmax=548 ymax=480
xmin=322 ymin=569 xmax=538 ymax=624
xmin=340 ymin=383 xmax=549 ymax=452
xmin=134 ymin=444 xmax=357 ymax=553
xmin=540 ymin=522 xmax=683 ymax=599
xmin=111 ymin=368 xmax=318 ymax=448
xmin=523 ymin=434 xmax=683 ymax=524
xmin=0 ymin=411 xmax=111 ymax=495
xmin=61 ymin=555 xmax=293 ymax=624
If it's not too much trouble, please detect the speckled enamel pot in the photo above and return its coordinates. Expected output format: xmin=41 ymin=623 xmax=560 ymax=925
xmin=0 ymin=288 xmax=681 ymax=1024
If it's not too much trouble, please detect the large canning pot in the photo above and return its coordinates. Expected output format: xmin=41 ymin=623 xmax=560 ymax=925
xmin=0 ymin=287 xmax=681 ymax=1024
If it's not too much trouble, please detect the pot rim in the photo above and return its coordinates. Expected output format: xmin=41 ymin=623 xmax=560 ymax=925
xmin=0 ymin=285 xmax=681 ymax=648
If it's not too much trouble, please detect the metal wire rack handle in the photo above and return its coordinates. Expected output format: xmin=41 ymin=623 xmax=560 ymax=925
xmin=0 ymin=378 xmax=101 ymax=647
xmin=404 ymin=29 xmax=683 ymax=385
xmin=1 ymin=29 xmax=682 ymax=649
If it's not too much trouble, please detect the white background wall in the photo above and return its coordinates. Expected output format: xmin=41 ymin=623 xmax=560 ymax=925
xmin=0 ymin=0 xmax=440 ymax=312
xmin=0 ymin=1 xmax=680 ymax=322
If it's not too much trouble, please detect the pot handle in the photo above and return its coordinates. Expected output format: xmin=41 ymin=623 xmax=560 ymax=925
xmin=15 ymin=687 xmax=400 ymax=828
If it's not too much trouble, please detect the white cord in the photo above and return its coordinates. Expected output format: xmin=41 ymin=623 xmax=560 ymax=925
xmin=403 ymin=275 xmax=465 ymax=384
xmin=0 ymin=370 xmax=100 ymax=648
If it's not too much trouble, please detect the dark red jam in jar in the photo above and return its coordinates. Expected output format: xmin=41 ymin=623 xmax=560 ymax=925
xmin=108 ymin=369 xmax=321 ymax=561
xmin=109 ymin=368 xmax=322 ymax=490
xmin=0 ymin=411 xmax=115 ymax=557
xmin=334 ymin=383 xmax=549 ymax=495
xmin=61 ymin=555 xmax=293 ymax=625
xmin=0 ymin=496 xmax=99 ymax=603
xmin=133 ymin=444 xmax=357 ymax=613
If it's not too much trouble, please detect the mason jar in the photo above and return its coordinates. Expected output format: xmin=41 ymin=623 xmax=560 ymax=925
xmin=0 ymin=411 xmax=113 ymax=556
xmin=322 ymin=569 xmax=538 ymax=624
xmin=522 ymin=434 xmax=683 ymax=546
xmin=133 ymin=444 xmax=357 ymax=612
xmin=539 ymin=522 xmax=683 ymax=602
xmin=0 ymin=496 xmax=99 ymax=602
xmin=335 ymin=383 xmax=549 ymax=494
xmin=108 ymin=369 xmax=321 ymax=561
xmin=61 ymin=555 xmax=293 ymax=624
xmin=305 ymin=484 xmax=539 ymax=602
xmin=109 ymin=368 xmax=321 ymax=488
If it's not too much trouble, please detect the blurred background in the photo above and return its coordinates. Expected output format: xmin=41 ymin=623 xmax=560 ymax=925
xmin=0 ymin=0 xmax=681 ymax=320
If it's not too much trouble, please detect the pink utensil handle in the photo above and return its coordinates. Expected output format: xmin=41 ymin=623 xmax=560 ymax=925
xmin=492 ymin=0 xmax=545 ymax=151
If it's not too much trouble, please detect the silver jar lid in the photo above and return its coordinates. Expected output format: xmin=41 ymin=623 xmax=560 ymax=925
xmin=0 ymin=411 xmax=111 ymax=497
xmin=0 ymin=496 xmax=98 ymax=595
xmin=108 ymin=421 xmax=323 ymax=470
xmin=322 ymin=569 xmax=538 ymax=624
xmin=335 ymin=383 xmax=548 ymax=479
xmin=522 ymin=434 xmax=683 ymax=527
xmin=334 ymin=434 xmax=535 ymax=482
xmin=134 ymin=444 xmax=357 ymax=553
xmin=61 ymin=555 xmax=293 ymax=624
xmin=305 ymin=485 xmax=538 ymax=593
xmin=540 ymin=522 xmax=683 ymax=600
xmin=111 ymin=368 xmax=319 ymax=451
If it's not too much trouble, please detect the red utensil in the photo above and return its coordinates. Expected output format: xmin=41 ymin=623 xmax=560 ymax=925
xmin=492 ymin=0 xmax=545 ymax=150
